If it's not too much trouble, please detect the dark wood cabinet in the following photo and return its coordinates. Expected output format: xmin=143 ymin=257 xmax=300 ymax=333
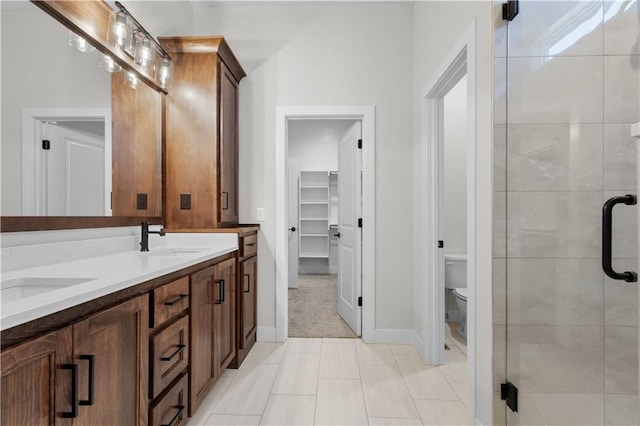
xmin=232 ymin=231 xmax=258 ymax=368
xmin=1 ymin=327 xmax=72 ymax=426
xmin=72 ymin=295 xmax=149 ymax=426
xmin=239 ymin=255 xmax=257 ymax=352
xmin=188 ymin=255 xmax=237 ymax=415
xmin=1 ymin=296 xmax=148 ymax=426
xmin=160 ymin=36 xmax=246 ymax=230
xmin=213 ymin=257 xmax=237 ymax=375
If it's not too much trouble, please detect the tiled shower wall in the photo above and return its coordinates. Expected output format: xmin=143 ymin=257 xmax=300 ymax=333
xmin=493 ymin=1 xmax=639 ymax=424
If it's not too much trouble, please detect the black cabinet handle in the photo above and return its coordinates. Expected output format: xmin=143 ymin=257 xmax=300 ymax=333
xmin=289 ymin=227 xmax=296 ymax=232
xmin=222 ymin=191 xmax=229 ymax=210
xmin=161 ymin=405 xmax=186 ymax=426
xmin=333 ymin=232 xmax=341 ymax=238
xmin=602 ymin=194 xmax=637 ymax=282
xmin=215 ymin=279 xmax=225 ymax=304
xmin=161 ymin=344 xmax=186 ymax=361
xmin=244 ymin=274 xmax=251 ymax=293
xmin=246 ymin=243 xmax=257 ymax=246
xmin=61 ymin=363 xmax=78 ymax=418
xmin=79 ymin=355 xmax=94 ymax=406
xmin=163 ymin=294 xmax=188 ymax=306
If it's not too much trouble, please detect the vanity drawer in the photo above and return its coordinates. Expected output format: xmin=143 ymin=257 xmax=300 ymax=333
xmin=150 ymin=372 xmax=188 ymax=426
xmin=152 ymin=277 xmax=189 ymax=328
xmin=150 ymin=315 xmax=189 ymax=399
xmin=240 ymin=234 xmax=257 ymax=258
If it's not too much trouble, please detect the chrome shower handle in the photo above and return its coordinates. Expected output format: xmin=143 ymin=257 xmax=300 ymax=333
xmin=602 ymin=194 xmax=637 ymax=282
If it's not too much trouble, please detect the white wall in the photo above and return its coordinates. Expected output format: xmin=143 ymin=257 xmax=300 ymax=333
xmin=289 ymin=120 xmax=354 ymax=171
xmin=444 ymin=76 xmax=468 ymax=256
xmin=412 ymin=2 xmax=493 ymax=424
xmin=1 ymin=5 xmax=111 ymax=215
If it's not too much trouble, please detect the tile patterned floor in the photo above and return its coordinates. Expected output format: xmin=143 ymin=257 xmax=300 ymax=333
xmin=187 ymin=330 xmax=469 ymax=425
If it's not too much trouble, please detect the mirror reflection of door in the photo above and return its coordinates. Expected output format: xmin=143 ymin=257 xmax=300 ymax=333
xmin=38 ymin=120 xmax=105 ymax=216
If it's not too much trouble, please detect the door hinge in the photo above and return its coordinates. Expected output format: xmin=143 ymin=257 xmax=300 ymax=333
xmin=42 ymin=139 xmax=51 ymax=150
xmin=358 ymin=296 xmax=362 ymax=307
xmin=357 ymin=139 xmax=362 ymax=149
xmin=502 ymin=0 xmax=519 ymax=21
xmin=501 ymin=381 xmax=518 ymax=412
xmin=358 ymin=218 xmax=362 ymax=228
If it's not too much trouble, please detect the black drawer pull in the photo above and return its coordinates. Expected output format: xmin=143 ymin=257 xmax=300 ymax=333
xmin=61 ymin=363 xmax=78 ymax=418
xmin=161 ymin=344 xmax=186 ymax=362
xmin=215 ymin=279 xmax=224 ymax=304
xmin=79 ymin=355 xmax=94 ymax=406
xmin=161 ymin=405 xmax=186 ymax=426
xmin=245 ymin=242 xmax=256 ymax=246
xmin=244 ymin=274 xmax=251 ymax=293
xmin=222 ymin=191 xmax=229 ymax=210
xmin=163 ymin=294 xmax=188 ymax=306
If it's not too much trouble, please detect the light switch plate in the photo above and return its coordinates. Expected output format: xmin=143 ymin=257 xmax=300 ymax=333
xmin=256 ymin=208 xmax=265 ymax=221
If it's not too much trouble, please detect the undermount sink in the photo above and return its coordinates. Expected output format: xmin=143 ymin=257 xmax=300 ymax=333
xmin=1 ymin=277 xmax=96 ymax=305
xmin=144 ymin=248 xmax=206 ymax=257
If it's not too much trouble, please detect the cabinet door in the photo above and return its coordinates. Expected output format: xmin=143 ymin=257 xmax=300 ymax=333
xmin=189 ymin=266 xmax=215 ymax=415
xmin=239 ymin=255 xmax=257 ymax=350
xmin=219 ymin=62 xmax=239 ymax=225
xmin=72 ymin=295 xmax=148 ymax=426
xmin=1 ymin=327 xmax=73 ymax=426
xmin=214 ymin=257 xmax=237 ymax=375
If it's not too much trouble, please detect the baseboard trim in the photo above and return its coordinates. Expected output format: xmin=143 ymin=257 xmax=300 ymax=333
xmin=257 ymin=327 xmax=277 ymax=342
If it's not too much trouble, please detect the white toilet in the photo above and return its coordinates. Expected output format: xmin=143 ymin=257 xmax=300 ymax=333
xmin=444 ymin=254 xmax=467 ymax=339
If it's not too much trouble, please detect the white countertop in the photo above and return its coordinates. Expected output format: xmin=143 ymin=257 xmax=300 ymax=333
xmin=0 ymin=233 xmax=238 ymax=331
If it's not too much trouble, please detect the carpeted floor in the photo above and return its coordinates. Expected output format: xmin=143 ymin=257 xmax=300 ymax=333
xmin=288 ymin=274 xmax=357 ymax=338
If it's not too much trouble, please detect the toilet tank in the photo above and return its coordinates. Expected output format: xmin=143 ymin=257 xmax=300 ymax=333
xmin=444 ymin=254 xmax=467 ymax=289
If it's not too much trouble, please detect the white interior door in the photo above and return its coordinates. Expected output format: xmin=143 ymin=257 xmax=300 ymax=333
xmin=41 ymin=122 xmax=105 ymax=215
xmin=288 ymin=158 xmax=300 ymax=288
xmin=337 ymin=122 xmax=362 ymax=335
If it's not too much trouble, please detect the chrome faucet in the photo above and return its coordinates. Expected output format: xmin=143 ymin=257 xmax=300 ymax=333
xmin=140 ymin=221 xmax=165 ymax=251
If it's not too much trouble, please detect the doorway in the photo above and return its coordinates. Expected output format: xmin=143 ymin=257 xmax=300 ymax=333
xmin=21 ymin=108 xmax=112 ymax=216
xmin=286 ymin=119 xmax=361 ymax=338
xmin=275 ymin=106 xmax=376 ymax=343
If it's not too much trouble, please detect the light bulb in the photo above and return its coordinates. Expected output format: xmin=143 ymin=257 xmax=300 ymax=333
xmin=126 ymin=71 xmax=139 ymax=89
xmin=69 ymin=31 xmax=95 ymax=53
xmin=156 ymin=57 xmax=174 ymax=89
xmin=99 ymin=54 xmax=122 ymax=73
xmin=134 ymin=35 xmax=154 ymax=73
xmin=108 ymin=11 xmax=133 ymax=53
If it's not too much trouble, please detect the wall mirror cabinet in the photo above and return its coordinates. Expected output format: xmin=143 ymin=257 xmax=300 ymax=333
xmin=1 ymin=0 xmax=169 ymax=231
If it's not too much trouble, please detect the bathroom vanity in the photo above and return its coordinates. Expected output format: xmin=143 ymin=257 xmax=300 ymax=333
xmin=0 ymin=228 xmax=258 ymax=425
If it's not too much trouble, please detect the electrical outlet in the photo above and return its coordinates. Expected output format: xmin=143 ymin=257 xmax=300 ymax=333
xmin=136 ymin=193 xmax=147 ymax=210
xmin=180 ymin=193 xmax=191 ymax=210
xmin=256 ymin=207 xmax=265 ymax=221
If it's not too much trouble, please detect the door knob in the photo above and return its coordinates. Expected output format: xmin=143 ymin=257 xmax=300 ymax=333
xmin=333 ymin=232 xmax=341 ymax=238
xmin=289 ymin=227 xmax=296 ymax=232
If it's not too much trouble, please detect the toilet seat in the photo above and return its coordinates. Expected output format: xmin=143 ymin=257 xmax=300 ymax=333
xmin=452 ymin=288 xmax=468 ymax=301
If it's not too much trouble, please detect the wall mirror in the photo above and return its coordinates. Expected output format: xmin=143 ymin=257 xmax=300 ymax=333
xmin=1 ymin=0 xmax=164 ymax=231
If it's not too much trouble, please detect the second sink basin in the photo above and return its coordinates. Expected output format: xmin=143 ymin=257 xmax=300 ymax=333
xmin=1 ymin=277 xmax=96 ymax=305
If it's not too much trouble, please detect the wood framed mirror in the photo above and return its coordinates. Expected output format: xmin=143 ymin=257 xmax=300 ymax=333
xmin=1 ymin=0 xmax=167 ymax=231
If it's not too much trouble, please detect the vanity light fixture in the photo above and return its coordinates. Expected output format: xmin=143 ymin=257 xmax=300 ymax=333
xmin=134 ymin=33 xmax=155 ymax=73
xmin=68 ymin=31 xmax=95 ymax=53
xmin=99 ymin=54 xmax=123 ymax=73
xmin=156 ymin=56 xmax=174 ymax=90
xmin=107 ymin=10 xmax=133 ymax=54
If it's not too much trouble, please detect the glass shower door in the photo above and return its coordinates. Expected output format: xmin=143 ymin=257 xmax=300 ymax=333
xmin=495 ymin=1 xmax=640 ymax=424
